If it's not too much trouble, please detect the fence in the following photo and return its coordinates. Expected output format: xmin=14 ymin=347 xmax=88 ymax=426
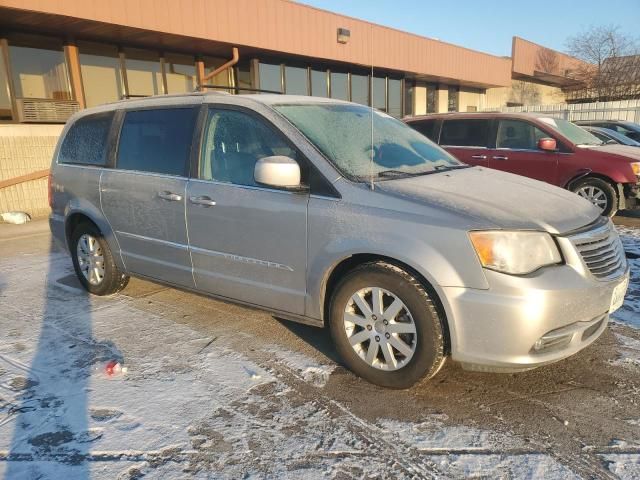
xmin=0 ymin=124 xmax=63 ymax=219
xmin=483 ymin=99 xmax=640 ymax=123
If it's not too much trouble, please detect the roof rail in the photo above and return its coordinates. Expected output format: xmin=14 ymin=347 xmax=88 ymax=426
xmin=199 ymin=84 xmax=283 ymax=95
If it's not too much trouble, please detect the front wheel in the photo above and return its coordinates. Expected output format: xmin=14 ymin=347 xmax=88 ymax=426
xmin=329 ymin=261 xmax=446 ymax=389
xmin=572 ymin=177 xmax=618 ymax=217
xmin=70 ymin=223 xmax=129 ymax=296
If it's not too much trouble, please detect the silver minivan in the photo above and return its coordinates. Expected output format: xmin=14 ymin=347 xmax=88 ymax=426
xmin=49 ymin=93 xmax=630 ymax=388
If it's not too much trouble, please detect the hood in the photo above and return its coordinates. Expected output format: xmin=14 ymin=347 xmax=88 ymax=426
xmin=583 ymin=144 xmax=640 ymax=161
xmin=375 ymin=167 xmax=600 ymax=235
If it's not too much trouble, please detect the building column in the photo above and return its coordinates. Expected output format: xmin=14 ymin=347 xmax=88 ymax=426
xmin=436 ymin=84 xmax=448 ymax=113
xmin=64 ymin=43 xmax=85 ymax=108
xmin=1 ymin=38 xmax=19 ymax=121
xmin=195 ymin=58 xmax=205 ymax=91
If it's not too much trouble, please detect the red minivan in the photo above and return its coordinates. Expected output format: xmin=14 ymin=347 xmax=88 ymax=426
xmin=405 ymin=113 xmax=640 ymax=216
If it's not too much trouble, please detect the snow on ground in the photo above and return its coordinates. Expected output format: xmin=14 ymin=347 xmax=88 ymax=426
xmin=1 ymin=224 xmax=640 ymax=478
xmin=613 ymin=226 xmax=640 ymax=329
xmin=0 ymin=249 xmax=588 ymax=478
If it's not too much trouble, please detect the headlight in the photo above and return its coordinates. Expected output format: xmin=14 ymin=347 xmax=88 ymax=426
xmin=631 ymin=162 xmax=640 ymax=177
xmin=469 ymin=231 xmax=562 ymax=275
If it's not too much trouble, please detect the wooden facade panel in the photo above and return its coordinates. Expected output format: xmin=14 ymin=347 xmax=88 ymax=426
xmin=0 ymin=0 xmax=513 ymax=87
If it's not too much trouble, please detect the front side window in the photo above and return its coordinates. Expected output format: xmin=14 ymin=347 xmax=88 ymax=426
xmin=117 ymin=108 xmax=197 ymax=176
xmin=59 ymin=112 xmax=114 ymax=165
xmin=275 ymin=103 xmax=460 ymax=180
xmin=496 ymin=120 xmax=548 ymax=150
xmin=440 ymin=119 xmax=490 ymax=147
xmin=200 ymin=109 xmax=298 ymax=186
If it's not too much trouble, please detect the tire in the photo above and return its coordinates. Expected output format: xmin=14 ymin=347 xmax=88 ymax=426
xmin=571 ymin=177 xmax=618 ymax=217
xmin=70 ymin=223 xmax=129 ymax=296
xmin=328 ymin=261 xmax=446 ymax=389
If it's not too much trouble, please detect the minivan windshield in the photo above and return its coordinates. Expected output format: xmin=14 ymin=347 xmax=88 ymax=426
xmin=538 ymin=117 xmax=604 ymax=146
xmin=274 ymin=103 xmax=462 ymax=180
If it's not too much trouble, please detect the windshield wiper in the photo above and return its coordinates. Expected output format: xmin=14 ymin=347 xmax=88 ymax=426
xmin=433 ymin=164 xmax=470 ymax=171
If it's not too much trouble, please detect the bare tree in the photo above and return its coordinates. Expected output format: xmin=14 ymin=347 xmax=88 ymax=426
xmin=566 ymin=25 xmax=640 ymax=102
xmin=535 ymin=48 xmax=560 ymax=75
xmin=509 ymin=80 xmax=541 ymax=106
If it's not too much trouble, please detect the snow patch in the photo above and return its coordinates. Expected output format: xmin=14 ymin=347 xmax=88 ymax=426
xmin=611 ymin=333 xmax=640 ymax=368
xmin=264 ymin=348 xmax=335 ymax=387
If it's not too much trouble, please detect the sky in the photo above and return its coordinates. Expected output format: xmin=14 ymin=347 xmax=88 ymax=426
xmin=299 ymin=0 xmax=640 ymax=57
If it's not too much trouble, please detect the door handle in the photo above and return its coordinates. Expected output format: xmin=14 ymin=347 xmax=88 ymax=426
xmin=189 ymin=195 xmax=217 ymax=207
xmin=471 ymin=155 xmax=487 ymax=159
xmin=492 ymin=155 xmax=509 ymax=161
xmin=157 ymin=191 xmax=183 ymax=201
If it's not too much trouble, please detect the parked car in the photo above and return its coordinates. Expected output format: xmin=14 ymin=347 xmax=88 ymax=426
xmin=574 ymin=120 xmax=640 ymax=143
xmin=50 ymin=94 xmax=629 ymax=388
xmin=581 ymin=126 xmax=640 ymax=147
xmin=405 ymin=113 xmax=640 ymax=216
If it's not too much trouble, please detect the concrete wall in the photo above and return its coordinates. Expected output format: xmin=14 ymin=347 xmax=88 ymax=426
xmin=0 ymin=124 xmax=62 ymax=218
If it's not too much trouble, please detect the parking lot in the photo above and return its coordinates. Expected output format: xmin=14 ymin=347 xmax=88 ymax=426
xmin=0 ymin=218 xmax=639 ymax=479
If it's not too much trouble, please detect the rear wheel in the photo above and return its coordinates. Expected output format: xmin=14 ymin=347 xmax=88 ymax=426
xmin=329 ymin=261 xmax=445 ymax=389
xmin=70 ymin=223 xmax=129 ymax=296
xmin=572 ymin=177 xmax=618 ymax=217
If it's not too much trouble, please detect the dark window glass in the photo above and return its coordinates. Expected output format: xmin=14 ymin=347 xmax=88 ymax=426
xmin=372 ymin=76 xmax=386 ymax=110
xmin=0 ymin=42 xmax=12 ymax=119
xmin=123 ymin=48 xmax=163 ymax=96
xmin=235 ymin=60 xmax=253 ymax=93
xmin=388 ymin=78 xmax=402 ymax=118
xmin=440 ymin=119 xmax=489 ymax=147
xmin=496 ymin=120 xmax=549 ymax=150
xmin=403 ymin=80 xmax=414 ymax=117
xmin=411 ymin=119 xmax=438 ymax=141
xmin=284 ymin=65 xmax=308 ymax=95
xmin=59 ymin=112 xmax=114 ymax=165
xmin=117 ymin=108 xmax=197 ymax=175
xmin=165 ymin=53 xmax=196 ymax=93
xmin=351 ymin=74 xmax=369 ymax=105
xmin=330 ymin=71 xmax=348 ymax=100
xmin=200 ymin=109 xmax=297 ymax=186
xmin=259 ymin=63 xmax=282 ymax=93
xmin=447 ymin=86 xmax=459 ymax=112
xmin=427 ymin=86 xmax=437 ymax=113
xmin=310 ymin=68 xmax=328 ymax=97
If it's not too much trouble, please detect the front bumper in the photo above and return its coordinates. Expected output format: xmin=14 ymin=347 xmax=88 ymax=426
xmin=441 ymin=266 xmax=628 ymax=372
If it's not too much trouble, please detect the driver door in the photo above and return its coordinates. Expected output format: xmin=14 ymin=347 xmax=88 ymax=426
xmin=186 ymin=107 xmax=308 ymax=314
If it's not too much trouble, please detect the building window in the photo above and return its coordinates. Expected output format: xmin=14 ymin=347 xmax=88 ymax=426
xmin=403 ymin=80 xmax=414 ymax=117
xmin=427 ymin=84 xmax=437 ymax=113
xmin=0 ymin=43 xmax=12 ymax=120
xmin=164 ymin=53 xmax=196 ymax=94
xmin=259 ymin=62 xmax=282 ymax=93
xmin=330 ymin=71 xmax=348 ymax=100
xmin=78 ymin=41 xmax=124 ymax=107
xmin=310 ymin=68 xmax=328 ymax=97
xmin=234 ymin=60 xmax=253 ymax=93
xmin=123 ymin=48 xmax=163 ymax=97
xmin=372 ymin=76 xmax=386 ymax=111
xmin=447 ymin=86 xmax=459 ymax=112
xmin=351 ymin=73 xmax=369 ymax=106
xmin=388 ymin=78 xmax=402 ymax=118
xmin=8 ymin=34 xmax=71 ymax=100
xmin=204 ymin=56 xmax=233 ymax=92
xmin=284 ymin=65 xmax=308 ymax=95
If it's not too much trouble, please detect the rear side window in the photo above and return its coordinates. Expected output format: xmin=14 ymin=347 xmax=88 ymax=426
xmin=440 ymin=119 xmax=490 ymax=147
xmin=117 ymin=108 xmax=198 ymax=176
xmin=58 ymin=112 xmax=113 ymax=166
xmin=410 ymin=120 xmax=438 ymax=142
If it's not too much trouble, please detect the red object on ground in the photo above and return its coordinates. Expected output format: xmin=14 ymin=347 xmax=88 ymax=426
xmin=105 ymin=360 xmax=118 ymax=376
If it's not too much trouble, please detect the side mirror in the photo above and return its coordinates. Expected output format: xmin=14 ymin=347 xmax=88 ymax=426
xmin=538 ymin=138 xmax=557 ymax=152
xmin=254 ymin=156 xmax=305 ymax=191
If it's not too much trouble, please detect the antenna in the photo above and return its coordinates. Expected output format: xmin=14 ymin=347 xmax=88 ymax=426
xmin=369 ymin=23 xmax=375 ymax=191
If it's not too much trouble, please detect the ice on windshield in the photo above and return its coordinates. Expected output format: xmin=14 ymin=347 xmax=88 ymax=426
xmin=274 ymin=103 xmax=460 ymax=179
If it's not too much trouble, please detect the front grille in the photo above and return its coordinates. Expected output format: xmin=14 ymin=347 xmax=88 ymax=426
xmin=569 ymin=219 xmax=627 ymax=281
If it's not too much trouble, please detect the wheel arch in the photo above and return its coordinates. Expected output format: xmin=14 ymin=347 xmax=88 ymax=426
xmin=565 ymin=173 xmax=624 ymax=213
xmin=322 ymin=253 xmax=452 ymax=355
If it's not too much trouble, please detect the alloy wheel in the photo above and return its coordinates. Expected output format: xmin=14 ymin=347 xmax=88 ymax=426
xmin=343 ymin=287 xmax=417 ymax=371
xmin=576 ymin=185 xmax=608 ymax=211
xmin=76 ymin=233 xmax=105 ymax=286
